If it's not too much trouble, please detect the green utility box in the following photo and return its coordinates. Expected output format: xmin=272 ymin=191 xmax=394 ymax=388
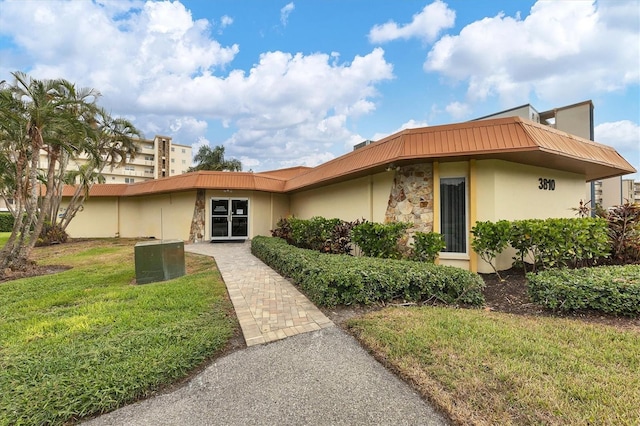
xmin=134 ymin=239 xmax=186 ymax=284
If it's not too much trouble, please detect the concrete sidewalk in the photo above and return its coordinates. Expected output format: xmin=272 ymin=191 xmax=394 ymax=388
xmin=82 ymin=241 xmax=449 ymax=425
xmin=83 ymin=327 xmax=448 ymax=426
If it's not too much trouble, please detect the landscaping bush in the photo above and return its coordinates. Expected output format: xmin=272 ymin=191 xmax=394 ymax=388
xmin=527 ymin=265 xmax=640 ymax=316
xmin=351 ymin=221 xmax=410 ymax=259
xmin=471 ymin=220 xmax=511 ymax=278
xmin=0 ymin=212 xmax=13 ymax=232
xmin=600 ymin=201 xmax=640 ymax=265
xmin=410 ymin=231 xmax=445 ymax=263
xmin=271 ymin=216 xmax=362 ymax=254
xmin=252 ymin=236 xmax=484 ymax=307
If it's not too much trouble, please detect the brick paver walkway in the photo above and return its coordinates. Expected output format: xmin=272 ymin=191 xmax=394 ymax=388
xmin=185 ymin=241 xmax=334 ymax=346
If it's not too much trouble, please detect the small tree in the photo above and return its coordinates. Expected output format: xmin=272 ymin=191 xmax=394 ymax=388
xmin=471 ymin=220 xmax=511 ymax=280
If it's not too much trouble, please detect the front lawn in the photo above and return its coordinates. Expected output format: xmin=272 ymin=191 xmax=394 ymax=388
xmin=348 ymin=307 xmax=640 ymax=425
xmin=0 ymin=239 xmax=238 ymax=425
xmin=0 ymin=232 xmax=9 ymax=247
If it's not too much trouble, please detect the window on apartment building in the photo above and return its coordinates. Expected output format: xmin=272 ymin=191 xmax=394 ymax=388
xmin=145 ymin=156 xmax=153 ymax=161
xmin=171 ymin=169 xmax=175 ymax=174
xmin=182 ymin=159 xmax=186 ymax=164
xmin=125 ymin=178 xmax=135 ymax=184
xmin=171 ymin=147 xmax=175 ymax=152
xmin=124 ymin=165 xmax=135 ymax=171
xmin=171 ymin=158 xmax=175 ymax=163
xmin=182 ymin=148 xmax=186 ymax=153
xmin=440 ymin=177 xmax=467 ymax=253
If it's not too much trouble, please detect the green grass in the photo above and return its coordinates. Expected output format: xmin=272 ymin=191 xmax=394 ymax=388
xmin=348 ymin=307 xmax=640 ymax=426
xmin=0 ymin=239 xmax=238 ymax=425
xmin=0 ymin=232 xmax=9 ymax=247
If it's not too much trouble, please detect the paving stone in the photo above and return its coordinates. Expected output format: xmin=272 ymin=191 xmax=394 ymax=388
xmin=186 ymin=241 xmax=334 ymax=346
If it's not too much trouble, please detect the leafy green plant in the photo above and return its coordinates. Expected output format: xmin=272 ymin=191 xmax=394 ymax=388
xmin=510 ymin=218 xmax=609 ymax=272
xmin=351 ymin=221 xmax=410 ymax=259
xmin=252 ymin=236 xmax=485 ymax=307
xmin=471 ymin=220 xmax=511 ymax=280
xmin=527 ymin=265 xmax=640 ymax=315
xmin=271 ymin=216 xmax=294 ymax=244
xmin=0 ymin=213 xmax=13 ymax=232
xmin=410 ymin=232 xmax=445 ymax=263
xmin=271 ymin=216 xmax=361 ymax=254
xmin=600 ymin=201 xmax=640 ymax=264
xmin=327 ymin=218 xmax=363 ymax=255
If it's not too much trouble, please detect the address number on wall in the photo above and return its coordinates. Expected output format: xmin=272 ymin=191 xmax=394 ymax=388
xmin=538 ymin=178 xmax=555 ymax=191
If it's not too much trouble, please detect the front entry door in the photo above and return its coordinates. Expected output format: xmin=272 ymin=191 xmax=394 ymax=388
xmin=211 ymin=198 xmax=249 ymax=240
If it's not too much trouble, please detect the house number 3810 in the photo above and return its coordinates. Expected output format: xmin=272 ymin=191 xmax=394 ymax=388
xmin=538 ymin=178 xmax=555 ymax=190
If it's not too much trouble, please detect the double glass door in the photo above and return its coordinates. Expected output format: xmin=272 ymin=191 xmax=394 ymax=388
xmin=211 ymin=198 xmax=249 ymax=240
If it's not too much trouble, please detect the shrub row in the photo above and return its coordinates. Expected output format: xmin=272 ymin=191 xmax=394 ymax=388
xmin=527 ymin=265 xmax=640 ymax=316
xmin=0 ymin=213 xmax=13 ymax=232
xmin=271 ymin=216 xmax=362 ymax=254
xmin=272 ymin=217 xmax=445 ymax=263
xmin=251 ymin=236 xmax=485 ymax=307
xmin=472 ymin=217 xmax=609 ymax=272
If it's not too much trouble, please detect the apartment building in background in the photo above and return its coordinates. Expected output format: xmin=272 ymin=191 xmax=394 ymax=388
xmin=475 ymin=100 xmax=628 ymax=209
xmin=622 ymin=179 xmax=640 ymax=204
xmin=0 ymin=135 xmax=192 ymax=211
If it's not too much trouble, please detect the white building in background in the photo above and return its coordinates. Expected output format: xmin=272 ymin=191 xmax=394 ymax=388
xmin=622 ymin=179 xmax=640 ymax=204
xmin=475 ymin=100 xmax=628 ymax=209
xmin=0 ymin=135 xmax=192 ymax=212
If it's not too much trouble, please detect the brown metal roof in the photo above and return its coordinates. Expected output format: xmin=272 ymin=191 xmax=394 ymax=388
xmin=256 ymin=166 xmax=312 ymax=179
xmin=67 ymin=116 xmax=635 ymax=198
xmin=283 ymin=116 xmax=635 ymax=191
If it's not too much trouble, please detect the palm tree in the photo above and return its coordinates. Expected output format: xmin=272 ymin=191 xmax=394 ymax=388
xmin=0 ymin=72 xmax=125 ymax=273
xmin=56 ymin=107 xmax=141 ymax=232
xmin=188 ymin=145 xmax=242 ymax=172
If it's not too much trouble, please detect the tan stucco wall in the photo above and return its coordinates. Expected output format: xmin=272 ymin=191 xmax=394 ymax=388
xmin=289 ymin=172 xmax=394 ymax=222
xmin=476 ymin=160 xmax=586 ymax=221
xmin=474 ymin=159 xmax=586 ymax=272
xmin=63 ymin=198 xmax=120 ymax=238
xmin=118 ymin=191 xmax=195 ymax=240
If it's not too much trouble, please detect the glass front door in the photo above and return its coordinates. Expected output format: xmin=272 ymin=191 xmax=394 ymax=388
xmin=211 ymin=198 xmax=249 ymax=240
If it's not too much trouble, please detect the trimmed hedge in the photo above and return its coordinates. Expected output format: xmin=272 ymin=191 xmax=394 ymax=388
xmin=527 ymin=265 xmax=640 ymax=316
xmin=252 ymin=236 xmax=485 ymax=307
xmin=0 ymin=213 xmax=13 ymax=232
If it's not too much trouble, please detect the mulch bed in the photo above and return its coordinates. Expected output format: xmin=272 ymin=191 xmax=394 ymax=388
xmin=481 ymin=267 xmax=640 ymax=330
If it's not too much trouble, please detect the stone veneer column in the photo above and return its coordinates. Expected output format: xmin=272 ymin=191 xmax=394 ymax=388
xmin=384 ymin=164 xmax=434 ymax=239
xmin=188 ymin=189 xmax=206 ymax=242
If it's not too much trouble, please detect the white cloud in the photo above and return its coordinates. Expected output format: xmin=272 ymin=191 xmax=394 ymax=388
xmin=445 ymin=101 xmax=470 ymax=119
xmin=371 ymin=118 xmax=430 ymax=141
xmin=0 ymin=0 xmax=239 ymax=112
xmin=220 ymin=15 xmax=233 ymax=30
xmin=280 ymin=2 xmax=295 ymax=26
xmin=368 ymin=0 xmax=455 ymax=44
xmin=595 ymin=120 xmax=640 ymax=150
xmin=0 ymin=1 xmax=394 ymax=171
xmin=595 ymin=120 xmax=640 ymax=177
xmin=424 ymin=0 xmax=640 ymax=106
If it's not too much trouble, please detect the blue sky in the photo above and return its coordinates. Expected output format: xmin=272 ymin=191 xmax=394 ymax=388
xmin=0 ymin=0 xmax=638 ymax=177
